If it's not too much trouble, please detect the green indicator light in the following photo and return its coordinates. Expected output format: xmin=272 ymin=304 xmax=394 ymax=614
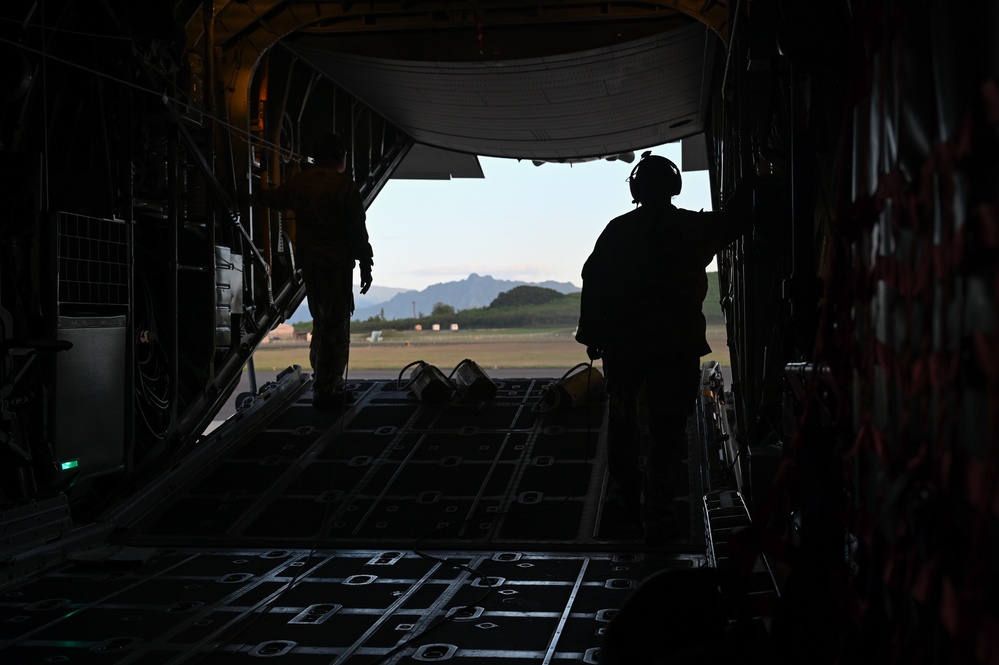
xmin=60 ymin=460 xmax=79 ymax=471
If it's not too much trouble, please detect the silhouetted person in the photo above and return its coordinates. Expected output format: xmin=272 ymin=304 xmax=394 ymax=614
xmin=576 ymin=151 xmax=750 ymax=545
xmin=258 ymin=132 xmax=373 ymax=408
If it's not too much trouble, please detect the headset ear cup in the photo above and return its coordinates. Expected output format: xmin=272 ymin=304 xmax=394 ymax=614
xmin=629 ymin=160 xmax=642 ymax=203
xmin=670 ymin=162 xmax=682 ymax=196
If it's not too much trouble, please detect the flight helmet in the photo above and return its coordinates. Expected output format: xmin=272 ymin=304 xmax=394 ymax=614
xmin=628 ymin=150 xmax=682 ymax=204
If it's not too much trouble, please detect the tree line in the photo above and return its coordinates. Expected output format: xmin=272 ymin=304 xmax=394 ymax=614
xmin=294 ymin=281 xmax=726 ymax=334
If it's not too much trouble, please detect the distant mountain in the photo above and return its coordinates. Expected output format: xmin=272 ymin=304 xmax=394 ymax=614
xmin=352 ymin=273 xmax=580 ymax=321
xmin=288 ymin=284 xmax=414 ymax=323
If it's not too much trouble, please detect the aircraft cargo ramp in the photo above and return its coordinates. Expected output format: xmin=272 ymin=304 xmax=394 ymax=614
xmin=0 ymin=367 xmax=775 ymax=664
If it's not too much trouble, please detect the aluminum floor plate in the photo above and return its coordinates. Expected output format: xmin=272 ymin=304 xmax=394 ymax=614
xmin=116 ymin=378 xmax=700 ymax=551
xmin=0 ymin=376 xmax=710 ymax=664
xmin=0 ymin=547 xmax=703 ymax=664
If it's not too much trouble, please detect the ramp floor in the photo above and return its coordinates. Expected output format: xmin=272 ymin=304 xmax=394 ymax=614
xmin=0 ymin=374 xmax=710 ymax=664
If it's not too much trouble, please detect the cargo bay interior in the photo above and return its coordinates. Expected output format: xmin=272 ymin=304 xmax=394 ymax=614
xmin=1 ymin=2 xmax=997 ymax=664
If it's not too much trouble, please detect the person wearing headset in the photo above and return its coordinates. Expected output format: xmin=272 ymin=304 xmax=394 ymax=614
xmin=576 ymin=150 xmax=752 ymax=545
xmin=257 ymin=132 xmax=373 ymax=409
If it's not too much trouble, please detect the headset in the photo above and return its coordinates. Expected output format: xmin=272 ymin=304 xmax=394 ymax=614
xmin=628 ymin=150 xmax=682 ymax=204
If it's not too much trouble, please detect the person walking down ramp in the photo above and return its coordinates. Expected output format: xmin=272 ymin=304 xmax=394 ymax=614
xmin=257 ymin=132 xmax=373 ymax=408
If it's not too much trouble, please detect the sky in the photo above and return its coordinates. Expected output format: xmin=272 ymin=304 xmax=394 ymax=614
xmin=363 ymin=142 xmax=716 ymax=292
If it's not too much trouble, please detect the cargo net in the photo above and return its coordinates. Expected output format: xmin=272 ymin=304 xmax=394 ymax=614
xmin=57 ymin=212 xmax=129 ymax=308
xmin=760 ymin=3 xmax=999 ymax=663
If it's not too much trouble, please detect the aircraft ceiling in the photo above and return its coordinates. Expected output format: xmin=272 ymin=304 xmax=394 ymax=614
xmin=286 ymin=23 xmax=716 ymax=161
xmin=188 ymin=1 xmax=727 ymax=166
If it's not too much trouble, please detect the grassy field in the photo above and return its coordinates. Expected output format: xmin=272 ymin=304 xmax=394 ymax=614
xmin=252 ymin=325 xmax=731 ymax=372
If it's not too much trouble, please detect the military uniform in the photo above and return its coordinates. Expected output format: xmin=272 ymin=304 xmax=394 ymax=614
xmin=259 ymin=163 xmax=372 ymax=399
xmin=577 ymin=200 xmax=746 ymax=542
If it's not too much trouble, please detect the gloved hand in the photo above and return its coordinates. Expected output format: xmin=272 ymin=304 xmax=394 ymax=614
xmin=360 ymin=260 xmax=373 ymax=295
xmin=586 ymin=346 xmax=603 ymax=361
